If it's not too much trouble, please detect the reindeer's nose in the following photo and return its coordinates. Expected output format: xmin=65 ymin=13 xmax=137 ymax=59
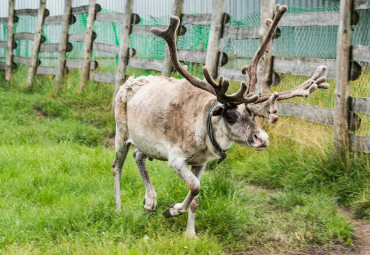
xmin=253 ymin=131 xmax=269 ymax=150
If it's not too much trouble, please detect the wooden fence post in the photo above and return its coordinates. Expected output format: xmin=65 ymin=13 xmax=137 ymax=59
xmin=257 ymin=0 xmax=275 ymax=95
xmin=161 ymin=0 xmax=184 ymax=77
xmin=205 ymin=0 xmax=226 ymax=78
xmin=26 ymin=0 xmax=47 ymax=89
xmin=113 ymin=0 xmax=134 ymax=110
xmin=5 ymin=0 xmax=15 ymax=82
xmin=81 ymin=0 xmax=97 ymax=89
xmin=334 ymin=0 xmax=353 ymax=154
xmin=54 ymin=0 xmax=72 ymax=90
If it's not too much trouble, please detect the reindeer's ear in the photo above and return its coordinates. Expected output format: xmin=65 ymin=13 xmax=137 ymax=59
xmin=212 ymin=105 xmax=226 ymax=116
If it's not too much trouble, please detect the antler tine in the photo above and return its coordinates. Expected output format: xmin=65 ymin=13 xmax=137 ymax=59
xmin=247 ymin=65 xmax=330 ymax=123
xmin=151 ymin=16 xmax=215 ymax=94
xmin=256 ymin=65 xmax=330 ymax=103
xmin=247 ymin=92 xmax=280 ymax=123
xmin=241 ymin=4 xmax=288 ymax=93
xmin=152 ymin=16 xmax=259 ymax=106
xmin=203 ymin=66 xmax=259 ymax=105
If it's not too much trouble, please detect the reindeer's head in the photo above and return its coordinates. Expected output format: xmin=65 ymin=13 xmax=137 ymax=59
xmin=151 ymin=5 xmax=329 ymax=155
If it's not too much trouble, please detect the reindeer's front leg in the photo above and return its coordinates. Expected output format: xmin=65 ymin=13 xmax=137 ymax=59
xmin=164 ymin=157 xmax=201 ymax=218
xmin=185 ymin=164 xmax=205 ymax=238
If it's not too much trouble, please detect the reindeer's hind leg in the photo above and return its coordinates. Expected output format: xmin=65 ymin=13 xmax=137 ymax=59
xmin=133 ymin=149 xmax=157 ymax=212
xmin=112 ymin=136 xmax=130 ymax=212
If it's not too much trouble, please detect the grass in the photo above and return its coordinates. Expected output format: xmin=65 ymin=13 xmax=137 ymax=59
xmin=0 ymin=67 xmax=368 ymax=254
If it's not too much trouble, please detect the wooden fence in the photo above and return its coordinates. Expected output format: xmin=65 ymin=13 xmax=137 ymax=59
xmin=0 ymin=0 xmax=369 ymax=154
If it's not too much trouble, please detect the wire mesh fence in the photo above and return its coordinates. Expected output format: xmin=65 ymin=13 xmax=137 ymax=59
xmin=0 ymin=3 xmax=369 ymax=136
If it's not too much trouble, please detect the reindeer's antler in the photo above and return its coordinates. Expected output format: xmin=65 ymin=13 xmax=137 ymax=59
xmin=151 ymin=16 xmax=258 ymax=106
xmin=241 ymin=4 xmax=288 ymax=94
xmin=247 ymin=65 xmax=330 ymax=123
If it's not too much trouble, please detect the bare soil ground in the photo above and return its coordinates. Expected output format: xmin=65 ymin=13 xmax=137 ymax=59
xmin=243 ymin=185 xmax=370 ymax=255
xmin=105 ymin=135 xmax=115 ymax=148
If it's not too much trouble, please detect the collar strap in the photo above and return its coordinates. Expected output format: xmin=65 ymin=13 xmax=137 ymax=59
xmin=206 ymin=101 xmax=227 ymax=164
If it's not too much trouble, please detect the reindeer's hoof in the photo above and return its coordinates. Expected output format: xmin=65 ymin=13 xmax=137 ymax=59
xmin=163 ymin=203 xmax=176 ymax=218
xmin=185 ymin=230 xmax=199 ymax=239
xmin=143 ymin=196 xmax=157 ymax=213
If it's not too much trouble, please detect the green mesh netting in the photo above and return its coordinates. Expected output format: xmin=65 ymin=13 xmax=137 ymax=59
xmin=0 ymin=5 xmax=369 ymax=135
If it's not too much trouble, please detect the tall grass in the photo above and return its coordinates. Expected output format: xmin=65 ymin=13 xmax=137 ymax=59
xmin=0 ymin=67 xmax=368 ymax=254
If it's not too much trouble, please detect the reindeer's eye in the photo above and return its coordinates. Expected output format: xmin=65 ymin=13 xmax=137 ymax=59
xmin=247 ymin=109 xmax=255 ymax=120
xmin=225 ymin=112 xmax=238 ymax=124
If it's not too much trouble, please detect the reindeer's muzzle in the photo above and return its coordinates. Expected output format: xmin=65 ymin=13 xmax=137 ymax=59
xmin=251 ymin=131 xmax=269 ymax=151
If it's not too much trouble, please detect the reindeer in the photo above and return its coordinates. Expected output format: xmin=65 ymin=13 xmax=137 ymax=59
xmin=112 ymin=5 xmax=329 ymax=238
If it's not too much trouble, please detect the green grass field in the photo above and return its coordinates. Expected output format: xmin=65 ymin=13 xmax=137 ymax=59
xmin=0 ymin=67 xmax=368 ymax=254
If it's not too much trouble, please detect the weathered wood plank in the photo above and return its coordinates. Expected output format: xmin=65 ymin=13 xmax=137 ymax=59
xmin=161 ymin=0 xmax=184 ymax=77
xmin=55 ymin=0 xmax=73 ymax=90
xmin=13 ymin=55 xmax=38 ymax=65
xmin=182 ymin=13 xmax=212 ymax=25
xmin=273 ymin=56 xmax=337 ymax=79
xmin=96 ymin=13 xmax=141 ymax=25
xmin=44 ymin=14 xmax=76 ymax=25
xmin=223 ymin=25 xmax=281 ymax=40
xmin=350 ymin=96 xmax=370 ymax=115
xmin=280 ymin=11 xmax=339 ymax=27
xmin=0 ymin=62 xmax=17 ymax=70
xmin=218 ymin=67 xmax=248 ymax=82
xmin=92 ymin=42 xmax=120 ymax=55
xmin=334 ymin=0 xmax=353 ymax=154
xmin=257 ymin=0 xmax=275 ymax=95
xmin=15 ymin=8 xmax=49 ymax=17
xmin=66 ymin=60 xmax=98 ymax=70
xmin=27 ymin=0 xmax=47 ymax=88
xmin=205 ymin=0 xmax=226 ymax=78
xmin=223 ymin=26 xmax=259 ymax=39
xmin=178 ymin=49 xmax=206 ymax=64
xmin=354 ymin=0 xmax=369 ymax=9
xmin=131 ymin=24 xmax=186 ymax=36
xmin=350 ymin=134 xmax=370 ymax=153
xmin=14 ymin=32 xmax=46 ymax=43
xmin=40 ymin=42 xmax=73 ymax=52
xmin=96 ymin=12 xmax=125 ymax=23
xmin=72 ymin=4 xmax=101 ymax=15
xmin=92 ymin=71 xmax=115 ymax=84
xmin=352 ymin=45 xmax=370 ymax=62
xmin=68 ymin=32 xmax=96 ymax=42
xmin=128 ymin=58 xmax=163 ymax=72
xmin=5 ymin=0 xmax=15 ymax=81
xmin=113 ymin=0 xmax=135 ymax=109
xmin=278 ymin=101 xmax=334 ymax=126
xmin=81 ymin=0 xmax=98 ymax=87
xmin=36 ymin=66 xmax=58 ymax=75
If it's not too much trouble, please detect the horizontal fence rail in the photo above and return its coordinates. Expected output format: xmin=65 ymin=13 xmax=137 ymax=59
xmin=0 ymin=0 xmax=369 ymax=154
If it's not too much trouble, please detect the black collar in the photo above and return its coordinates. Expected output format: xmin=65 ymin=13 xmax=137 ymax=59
xmin=206 ymin=101 xmax=227 ymax=164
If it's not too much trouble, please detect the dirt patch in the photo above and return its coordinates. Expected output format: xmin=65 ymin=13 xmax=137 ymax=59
xmin=35 ymin=108 xmax=49 ymax=118
xmin=340 ymin=207 xmax=370 ymax=255
xmin=233 ymin=245 xmax=357 ymax=255
xmin=105 ymin=136 xmax=115 ymax=148
xmin=245 ymin=184 xmax=276 ymax=195
xmin=243 ymin=185 xmax=370 ymax=255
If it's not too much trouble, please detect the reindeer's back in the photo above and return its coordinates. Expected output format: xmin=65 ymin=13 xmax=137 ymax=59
xmin=115 ymin=75 xmax=214 ymax=160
